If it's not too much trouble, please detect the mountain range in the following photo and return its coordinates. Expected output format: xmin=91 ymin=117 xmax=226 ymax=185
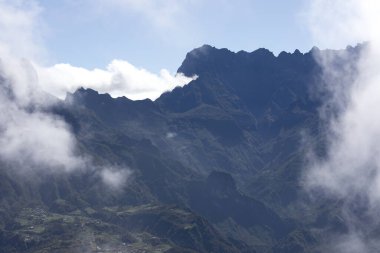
xmin=0 ymin=44 xmax=363 ymax=252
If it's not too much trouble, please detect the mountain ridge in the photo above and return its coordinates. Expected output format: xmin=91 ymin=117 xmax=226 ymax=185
xmin=0 ymin=44 xmax=365 ymax=252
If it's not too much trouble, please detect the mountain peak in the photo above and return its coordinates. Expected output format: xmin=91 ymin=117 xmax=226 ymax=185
xmin=65 ymin=87 xmax=115 ymax=105
xmin=178 ymin=45 xmax=234 ymax=76
xmin=188 ymin=44 xmax=231 ymax=56
xmin=178 ymin=45 xmax=279 ymax=77
xmin=161 ymin=45 xmax=317 ymax=115
xmin=251 ymin=47 xmax=275 ymax=57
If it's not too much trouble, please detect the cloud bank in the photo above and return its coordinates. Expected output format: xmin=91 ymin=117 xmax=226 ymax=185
xmin=0 ymin=0 xmax=134 ymax=189
xmin=304 ymin=0 xmax=380 ymax=252
xmin=0 ymin=0 xmax=81 ymax=173
xmin=35 ymin=60 xmax=196 ymax=100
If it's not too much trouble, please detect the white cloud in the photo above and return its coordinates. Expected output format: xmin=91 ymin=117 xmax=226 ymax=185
xmin=306 ymin=0 xmax=380 ymax=49
xmin=0 ymin=0 xmax=86 ymax=173
xmin=0 ymin=0 xmax=45 ymax=61
xmin=0 ymin=101 xmax=85 ymax=172
xmin=100 ymin=167 xmax=131 ymax=190
xmin=304 ymin=0 xmax=380 ymax=251
xmin=0 ymin=0 xmax=48 ymax=107
xmin=166 ymin=132 xmax=177 ymax=139
xmin=34 ymin=60 xmax=196 ymax=100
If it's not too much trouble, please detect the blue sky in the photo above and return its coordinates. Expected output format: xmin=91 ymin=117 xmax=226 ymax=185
xmin=38 ymin=0 xmax=311 ymax=72
xmin=0 ymin=0 xmax=363 ymax=100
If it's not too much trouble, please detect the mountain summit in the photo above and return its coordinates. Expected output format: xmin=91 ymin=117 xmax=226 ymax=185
xmin=158 ymin=45 xmax=318 ymax=117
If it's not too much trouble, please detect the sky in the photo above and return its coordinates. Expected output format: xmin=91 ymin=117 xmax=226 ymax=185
xmin=0 ymin=0 xmax=362 ymax=100
xmin=33 ymin=0 xmax=315 ymax=72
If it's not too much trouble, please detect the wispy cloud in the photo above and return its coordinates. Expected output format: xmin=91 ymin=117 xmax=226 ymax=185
xmin=304 ymin=0 xmax=380 ymax=251
xmin=78 ymin=0 xmax=203 ymax=48
xmin=100 ymin=166 xmax=132 ymax=190
xmin=92 ymin=0 xmax=198 ymax=30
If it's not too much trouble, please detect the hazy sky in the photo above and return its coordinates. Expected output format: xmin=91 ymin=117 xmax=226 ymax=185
xmin=38 ymin=0 xmax=312 ymax=72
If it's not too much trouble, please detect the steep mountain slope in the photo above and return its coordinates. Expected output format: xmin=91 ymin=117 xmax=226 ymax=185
xmin=0 ymin=45 xmax=363 ymax=252
xmin=156 ymin=45 xmax=322 ymax=204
